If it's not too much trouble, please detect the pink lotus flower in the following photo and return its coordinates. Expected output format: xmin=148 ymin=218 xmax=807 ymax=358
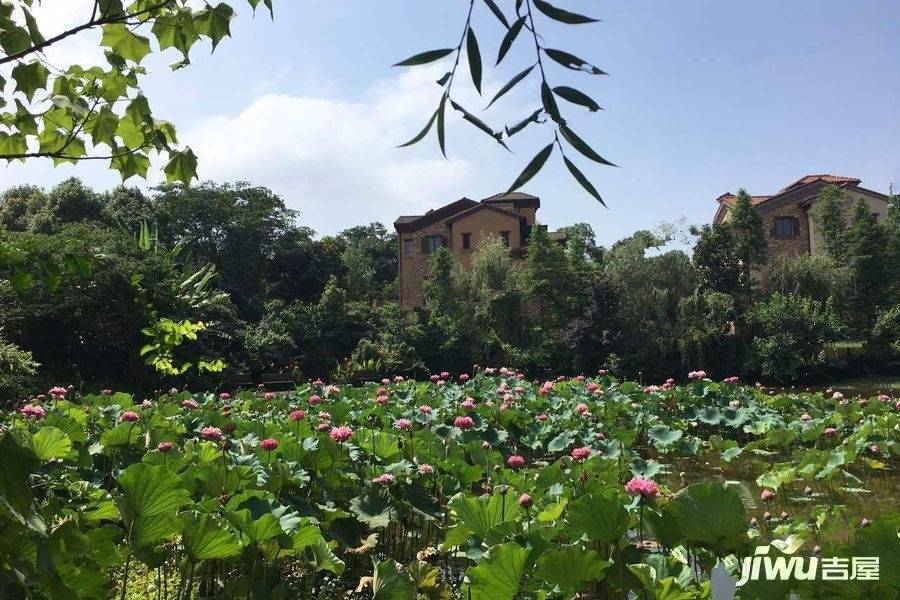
xmin=506 ymin=455 xmax=526 ymax=469
xmin=459 ymin=373 xmax=470 ymax=382
xmin=260 ymin=438 xmax=278 ymax=451
xmin=308 ymin=394 xmax=322 ymax=406
xmin=536 ymin=413 xmax=548 ymax=422
xmin=858 ymin=398 xmax=868 ymax=407
xmin=318 ymin=411 xmax=331 ymax=421
xmin=417 ymin=464 xmax=434 ymax=475
xmin=49 ymin=386 xmax=67 ymax=398
xmin=723 ymin=376 xmax=740 ymax=384
xmin=141 ymin=400 xmax=152 ymax=409
xmin=729 ymin=400 xmax=740 ymax=408
xmin=372 ymin=473 xmax=395 ymax=485
xmin=576 ymin=403 xmax=589 ymax=415
xmin=20 ymin=404 xmax=45 ymax=419
xmin=393 ymin=418 xmax=412 ymax=430
xmin=877 ymin=394 xmax=890 ymax=403
xmin=688 ymin=370 xmax=707 ymax=381
xmin=760 ymin=489 xmax=775 ymax=502
xmin=181 ymin=399 xmax=198 ymax=409
xmin=625 ymin=476 xmax=659 ymax=500
xmin=381 ymin=378 xmax=390 ymax=385
xmin=264 ymin=392 xmax=276 ymax=401
xmin=429 ymin=374 xmax=440 ymax=383
xmin=419 ymin=405 xmax=433 ymax=414
xmin=394 ymin=375 xmax=404 ymax=382
xmin=800 ymin=413 xmax=812 ymax=422
xmin=101 ymin=389 xmax=113 ymax=396
xmin=460 ymin=398 xmax=475 ymax=411
xmin=587 ymin=383 xmax=599 ymax=393
xmin=454 ymin=416 xmax=474 ymax=429
xmin=120 ymin=411 xmax=140 ymax=423
xmin=519 ymin=493 xmax=533 ymax=508
xmin=290 ymin=410 xmax=306 ymax=421
xmin=832 ymin=391 xmax=844 ymax=401
xmin=824 ymin=427 xmax=837 ymax=437
xmin=575 ymin=375 xmax=586 ymax=382
xmin=440 ymin=371 xmax=450 ymax=379
xmin=317 ymin=423 xmax=330 ymax=432
xmin=324 ymin=385 xmax=340 ymax=396
xmin=329 ymin=425 xmax=353 ymax=443
xmin=219 ymin=392 xmax=231 ymax=401
xmin=375 ymin=394 xmax=389 ymax=406
xmin=571 ymin=447 xmax=592 ymax=461
xmin=157 ymin=441 xmax=174 ymax=453
xmin=377 ymin=386 xmax=387 ymax=395
xmin=313 ymin=379 xmax=324 ymax=386
xmin=643 ymin=385 xmax=660 ymax=393
xmin=201 ymin=426 xmax=223 ymax=441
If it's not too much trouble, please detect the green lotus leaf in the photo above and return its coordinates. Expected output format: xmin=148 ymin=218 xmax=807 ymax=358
xmin=449 ymin=491 xmax=520 ymax=539
xmin=463 ymin=542 xmax=528 ymax=600
xmin=372 ymin=559 xmax=415 ymax=600
xmin=180 ymin=513 xmax=241 ymax=561
xmin=664 ymin=482 xmax=748 ymax=555
xmin=30 ymin=426 xmax=74 ymax=461
xmin=567 ymin=493 xmax=629 ymax=543
xmin=534 ymin=544 xmax=609 ymax=592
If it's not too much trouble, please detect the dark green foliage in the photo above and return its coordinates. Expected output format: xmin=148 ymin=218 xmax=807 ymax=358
xmin=744 ymin=293 xmax=842 ymax=381
xmin=810 ymin=185 xmax=849 ymax=260
xmin=728 ymin=189 xmax=767 ymax=305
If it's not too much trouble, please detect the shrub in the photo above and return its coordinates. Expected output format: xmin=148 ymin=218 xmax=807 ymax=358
xmin=0 ymin=329 xmax=39 ymax=402
xmin=744 ymin=293 xmax=842 ymax=381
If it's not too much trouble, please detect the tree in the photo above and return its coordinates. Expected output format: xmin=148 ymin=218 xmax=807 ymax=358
xmin=524 ymin=224 xmax=571 ymax=328
xmin=728 ymin=189 xmax=767 ymax=306
xmin=0 ymin=1 xmax=277 ymax=184
xmin=810 ymin=185 xmax=849 ymax=260
xmin=423 ymin=247 xmax=461 ymax=315
xmin=845 ymin=198 xmax=888 ymax=330
xmin=692 ymin=223 xmax=739 ymax=296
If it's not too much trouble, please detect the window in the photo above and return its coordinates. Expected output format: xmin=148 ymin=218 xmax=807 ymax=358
xmin=773 ymin=217 xmax=798 ymax=237
xmin=423 ymin=235 xmax=444 ymax=254
xmin=461 ymin=232 xmax=471 ymax=250
xmin=500 ymin=231 xmax=510 ymax=246
xmin=403 ymin=239 xmax=413 ymax=257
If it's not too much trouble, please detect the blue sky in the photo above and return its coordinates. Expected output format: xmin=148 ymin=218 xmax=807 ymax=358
xmin=3 ymin=1 xmax=899 ymax=245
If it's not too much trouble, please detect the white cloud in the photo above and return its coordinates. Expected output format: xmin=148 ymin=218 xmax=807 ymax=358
xmin=183 ymin=67 xmax=482 ymax=234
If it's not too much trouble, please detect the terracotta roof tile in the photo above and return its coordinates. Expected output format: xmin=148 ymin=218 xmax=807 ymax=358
xmin=779 ymin=174 xmax=860 ymax=193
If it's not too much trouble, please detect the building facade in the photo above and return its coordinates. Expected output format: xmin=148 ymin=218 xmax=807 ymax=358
xmin=713 ymin=174 xmax=891 ymax=262
xmin=394 ymin=192 xmax=543 ymax=309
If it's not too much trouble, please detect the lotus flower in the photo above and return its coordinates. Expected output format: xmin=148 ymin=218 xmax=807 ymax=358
xmin=120 ymin=411 xmax=140 ymax=423
xmin=418 ymin=464 xmax=434 ymax=475
xmin=49 ymin=386 xmax=67 ymax=398
xmin=219 ymin=392 xmax=231 ymax=401
xmin=181 ymin=399 xmax=198 ymax=410
xmin=290 ymin=410 xmax=306 ymax=421
xmin=308 ymin=394 xmax=322 ymax=406
xmin=760 ymin=488 xmax=775 ymax=502
xmin=519 ymin=493 xmax=532 ymax=508
xmin=201 ymin=426 xmax=222 ymax=441
xmin=506 ymin=455 xmax=526 ymax=469
xmin=260 ymin=438 xmax=278 ymax=451
xmin=329 ymin=425 xmax=353 ymax=443
xmin=157 ymin=441 xmax=174 ymax=453
xmin=625 ymin=476 xmax=659 ymax=500
xmin=571 ymin=446 xmax=592 ymax=461
xmin=393 ymin=418 xmax=412 ymax=430
xmin=372 ymin=473 xmax=394 ymax=485
xmin=454 ymin=416 xmax=474 ymax=429
xmin=419 ymin=405 xmax=433 ymax=414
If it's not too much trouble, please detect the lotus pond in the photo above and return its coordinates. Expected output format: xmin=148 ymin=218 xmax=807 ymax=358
xmin=1 ymin=371 xmax=897 ymax=599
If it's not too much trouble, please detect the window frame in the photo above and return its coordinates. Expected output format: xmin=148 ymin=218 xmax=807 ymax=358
xmin=773 ymin=216 xmax=799 ymax=238
xmin=461 ymin=232 xmax=471 ymax=250
xmin=423 ymin=235 xmax=445 ymax=254
xmin=402 ymin=238 xmax=413 ymax=257
xmin=500 ymin=230 xmax=510 ymax=247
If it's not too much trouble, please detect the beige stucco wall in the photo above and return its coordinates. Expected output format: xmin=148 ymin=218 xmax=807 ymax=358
xmin=808 ymin=190 xmax=889 ymax=256
xmin=451 ymin=210 xmax=522 ymax=268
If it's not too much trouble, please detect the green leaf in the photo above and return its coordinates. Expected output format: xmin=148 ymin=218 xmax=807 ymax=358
xmin=195 ymin=3 xmax=235 ymax=50
xmin=450 ymin=100 xmax=506 ymax=148
xmin=567 ymin=493 xmax=629 ymax=543
xmin=180 ymin=514 xmax=241 ymax=561
xmin=553 ymin=86 xmax=602 ymax=112
xmin=373 ymin=559 xmax=415 ymax=600
xmin=350 ymin=492 xmax=397 ymax=529
xmin=164 ymin=148 xmax=198 ymax=185
xmin=29 ymin=427 xmax=74 ymax=461
xmin=449 ymin=491 xmax=520 ymax=539
xmin=486 ymin=65 xmax=534 ymax=108
xmin=533 ymin=0 xmax=598 ymax=24
xmin=534 ymin=545 xmax=609 ymax=592
xmin=117 ymin=464 xmax=190 ymax=520
xmin=507 ymin=142 xmax=553 ymax=192
xmin=100 ymin=422 xmax=142 ymax=448
xmin=0 ymin=436 xmax=40 ymax=516
xmin=436 ymin=94 xmax=447 ymax=157
xmin=540 ymin=81 xmax=562 ymax=123
xmin=110 ymin=152 xmax=151 ymax=180
xmin=543 ymin=48 xmax=607 ymax=74
xmin=648 ymin=425 xmax=683 ymax=448
xmin=0 ymin=132 xmax=27 ymax=157
xmin=100 ymin=24 xmax=151 ymax=63
xmin=354 ymin=430 xmax=400 ymax=461
xmin=466 ymin=27 xmax=482 ymax=94
xmin=463 ymin=542 xmax=528 ymax=600
xmin=560 ymin=124 xmax=616 ymax=166
xmin=482 ymin=0 xmax=510 ymax=28
xmin=497 ymin=16 xmax=526 ymax=65
xmin=11 ymin=61 xmax=49 ymax=101
xmin=21 ymin=8 xmax=44 ymax=44
xmin=398 ymin=109 xmax=438 ymax=148
xmin=394 ymin=48 xmax=455 ymax=67
xmin=664 ymin=482 xmax=748 ymax=554
xmin=563 ymin=156 xmax=606 ymax=206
